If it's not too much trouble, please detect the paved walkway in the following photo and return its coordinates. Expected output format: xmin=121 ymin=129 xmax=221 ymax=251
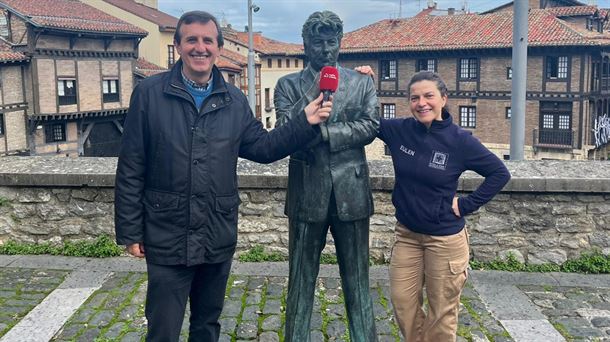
xmin=0 ymin=255 xmax=609 ymax=342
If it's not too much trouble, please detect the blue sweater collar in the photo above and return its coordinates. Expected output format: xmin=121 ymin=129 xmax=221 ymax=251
xmin=416 ymin=109 xmax=453 ymax=132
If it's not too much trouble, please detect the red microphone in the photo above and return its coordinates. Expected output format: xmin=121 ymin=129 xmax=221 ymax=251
xmin=320 ymin=66 xmax=339 ymax=102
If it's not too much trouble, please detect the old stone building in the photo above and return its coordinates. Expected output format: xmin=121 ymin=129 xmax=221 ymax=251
xmin=0 ymin=0 xmax=147 ymax=157
xmin=340 ymin=1 xmax=610 ymax=160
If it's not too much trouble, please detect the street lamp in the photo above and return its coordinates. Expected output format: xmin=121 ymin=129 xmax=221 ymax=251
xmin=247 ymin=0 xmax=259 ymax=116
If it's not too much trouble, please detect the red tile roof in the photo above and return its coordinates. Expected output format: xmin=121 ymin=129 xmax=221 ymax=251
xmin=219 ymin=49 xmax=247 ymax=67
xmin=482 ymin=0 xmax=586 ymax=14
xmin=216 ymin=56 xmax=242 ymax=72
xmin=135 ymin=57 xmax=166 ymax=77
xmin=0 ymin=0 xmax=147 ymax=36
xmin=223 ymin=28 xmax=303 ymax=55
xmin=341 ymin=8 xmax=610 ymax=54
xmin=0 ymin=39 xmax=27 ymax=62
xmin=102 ymin=0 xmax=177 ymax=30
xmin=546 ymin=5 xmax=607 ymax=17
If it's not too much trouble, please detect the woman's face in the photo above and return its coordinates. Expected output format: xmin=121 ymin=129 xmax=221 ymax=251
xmin=409 ymin=80 xmax=447 ymax=127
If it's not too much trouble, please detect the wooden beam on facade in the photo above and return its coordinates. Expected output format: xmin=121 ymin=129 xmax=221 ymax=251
xmin=112 ymin=120 xmax=123 ymax=134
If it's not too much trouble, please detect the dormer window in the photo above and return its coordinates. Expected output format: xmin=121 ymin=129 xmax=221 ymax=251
xmin=587 ymin=17 xmax=594 ymax=31
xmin=587 ymin=14 xmax=605 ymax=33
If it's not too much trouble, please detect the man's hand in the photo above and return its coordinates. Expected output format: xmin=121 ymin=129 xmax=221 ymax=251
xmin=355 ymin=65 xmax=375 ymax=77
xmin=126 ymin=243 xmax=145 ymax=258
xmin=452 ymin=197 xmax=461 ymax=217
xmin=304 ymin=93 xmax=332 ymax=125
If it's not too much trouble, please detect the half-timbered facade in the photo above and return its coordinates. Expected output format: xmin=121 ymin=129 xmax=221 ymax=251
xmin=0 ymin=41 xmax=28 ymax=155
xmin=0 ymin=0 xmax=146 ymax=157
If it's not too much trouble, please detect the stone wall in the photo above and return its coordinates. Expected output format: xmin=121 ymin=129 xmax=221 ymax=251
xmin=0 ymin=157 xmax=609 ymax=264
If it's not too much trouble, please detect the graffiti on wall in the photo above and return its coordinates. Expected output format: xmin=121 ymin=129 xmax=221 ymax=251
xmin=592 ymin=114 xmax=610 ymax=148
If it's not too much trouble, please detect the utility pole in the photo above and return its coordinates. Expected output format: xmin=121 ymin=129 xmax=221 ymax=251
xmin=247 ymin=0 xmax=259 ymax=116
xmin=510 ymin=0 xmax=528 ymax=160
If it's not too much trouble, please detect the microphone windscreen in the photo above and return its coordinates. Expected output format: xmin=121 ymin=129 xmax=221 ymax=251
xmin=320 ymin=66 xmax=339 ymax=92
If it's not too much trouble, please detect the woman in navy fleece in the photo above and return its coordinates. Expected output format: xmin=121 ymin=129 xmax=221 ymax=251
xmin=379 ymin=71 xmax=510 ymax=341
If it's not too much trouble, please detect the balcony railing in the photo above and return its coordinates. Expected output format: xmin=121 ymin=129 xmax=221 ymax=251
xmin=533 ymin=128 xmax=575 ymax=149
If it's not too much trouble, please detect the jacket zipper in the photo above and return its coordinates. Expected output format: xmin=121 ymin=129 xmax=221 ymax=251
xmin=168 ymin=82 xmax=226 ymax=264
xmin=170 ymin=83 xmax=197 ymax=264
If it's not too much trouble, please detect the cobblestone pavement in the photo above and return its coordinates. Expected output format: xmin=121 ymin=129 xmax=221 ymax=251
xmin=522 ymin=285 xmax=610 ymax=341
xmin=0 ymin=256 xmax=609 ymax=342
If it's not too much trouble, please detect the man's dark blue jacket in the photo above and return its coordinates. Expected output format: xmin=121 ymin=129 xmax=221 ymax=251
xmin=115 ymin=61 xmax=319 ymax=266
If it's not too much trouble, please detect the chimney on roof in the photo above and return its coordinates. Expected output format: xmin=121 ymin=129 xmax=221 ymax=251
xmin=427 ymin=0 xmax=436 ymax=9
xmin=134 ymin=0 xmax=158 ymax=9
xmin=448 ymin=7 xmax=455 ymax=15
xmin=254 ymin=32 xmax=262 ymax=45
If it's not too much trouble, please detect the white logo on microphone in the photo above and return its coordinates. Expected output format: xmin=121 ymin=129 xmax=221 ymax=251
xmin=323 ymin=73 xmax=337 ymax=80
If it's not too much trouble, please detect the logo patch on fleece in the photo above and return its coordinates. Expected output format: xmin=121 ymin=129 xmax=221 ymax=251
xmin=428 ymin=151 xmax=448 ymax=170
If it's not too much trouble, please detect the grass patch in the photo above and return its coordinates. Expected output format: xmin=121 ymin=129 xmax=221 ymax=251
xmin=0 ymin=234 xmax=123 ymax=257
xmin=552 ymin=321 xmax=574 ymax=341
xmin=238 ymin=245 xmax=286 ymax=262
xmin=470 ymin=250 xmax=610 ymax=274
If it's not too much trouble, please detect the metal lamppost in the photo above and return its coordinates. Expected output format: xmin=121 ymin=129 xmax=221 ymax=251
xmin=247 ymin=0 xmax=259 ymax=116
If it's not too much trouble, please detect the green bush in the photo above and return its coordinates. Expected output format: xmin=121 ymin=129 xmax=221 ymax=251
xmin=238 ymin=245 xmax=285 ymax=262
xmin=470 ymin=250 xmax=610 ymax=274
xmin=0 ymin=234 xmax=123 ymax=257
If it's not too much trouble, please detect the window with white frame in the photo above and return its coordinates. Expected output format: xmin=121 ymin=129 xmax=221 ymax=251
xmin=507 ymin=67 xmax=512 ymax=79
xmin=459 ymin=106 xmax=476 ymax=128
xmin=380 ymin=60 xmax=397 ymax=80
xmin=57 ymin=79 xmax=77 ymax=105
xmin=506 ymin=107 xmax=511 ymax=119
xmin=546 ymin=56 xmax=568 ymax=79
xmin=102 ymin=79 xmax=120 ymax=103
xmin=417 ymin=59 xmax=436 ymax=73
xmin=0 ymin=14 xmax=8 ymax=38
xmin=45 ymin=123 xmax=66 ymax=143
xmin=459 ymin=58 xmax=478 ymax=79
xmin=167 ymin=45 xmax=175 ymax=67
xmin=382 ymin=103 xmax=396 ymax=119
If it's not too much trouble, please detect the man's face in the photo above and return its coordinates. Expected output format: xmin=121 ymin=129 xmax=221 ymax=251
xmin=175 ymin=21 xmax=221 ymax=83
xmin=304 ymin=29 xmax=340 ymax=72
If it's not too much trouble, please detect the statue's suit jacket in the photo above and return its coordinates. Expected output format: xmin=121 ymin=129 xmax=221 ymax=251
xmin=274 ymin=65 xmax=380 ymax=222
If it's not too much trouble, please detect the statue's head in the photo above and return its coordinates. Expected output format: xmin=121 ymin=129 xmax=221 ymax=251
xmin=301 ymin=11 xmax=343 ymax=72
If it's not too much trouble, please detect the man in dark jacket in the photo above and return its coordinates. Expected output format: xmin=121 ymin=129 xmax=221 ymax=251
xmin=275 ymin=11 xmax=379 ymax=342
xmin=114 ymin=11 xmax=331 ymax=342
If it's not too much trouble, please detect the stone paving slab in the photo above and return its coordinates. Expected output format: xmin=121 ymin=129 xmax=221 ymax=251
xmin=0 ymin=256 xmax=609 ymax=341
xmin=1 ymin=270 xmax=110 ymax=342
xmin=0 ymin=267 xmax=69 ymax=338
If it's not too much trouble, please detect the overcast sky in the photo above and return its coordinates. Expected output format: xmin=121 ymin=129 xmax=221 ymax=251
xmin=158 ymin=0 xmax=610 ymax=43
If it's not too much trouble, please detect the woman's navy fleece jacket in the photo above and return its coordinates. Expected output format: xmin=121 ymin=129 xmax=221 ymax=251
xmin=379 ymin=110 xmax=511 ymax=236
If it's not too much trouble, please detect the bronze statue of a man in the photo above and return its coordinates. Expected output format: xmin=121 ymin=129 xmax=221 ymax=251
xmin=274 ymin=10 xmax=379 ymax=342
